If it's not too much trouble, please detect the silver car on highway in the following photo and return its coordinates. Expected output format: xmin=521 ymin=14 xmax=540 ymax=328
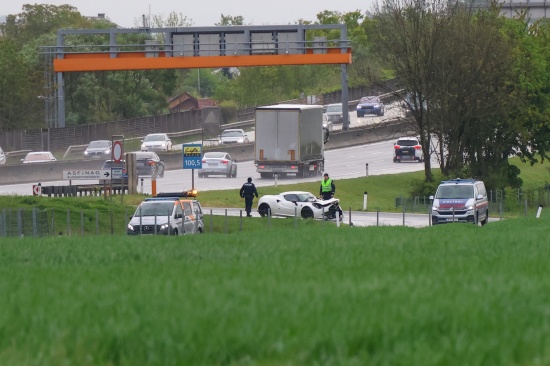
xmin=198 ymin=152 xmax=237 ymax=178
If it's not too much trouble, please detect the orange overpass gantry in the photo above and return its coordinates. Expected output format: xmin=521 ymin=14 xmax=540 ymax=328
xmin=42 ymin=24 xmax=352 ymax=128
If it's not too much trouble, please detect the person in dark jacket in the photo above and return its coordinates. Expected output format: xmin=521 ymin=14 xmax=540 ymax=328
xmin=319 ymin=172 xmax=335 ymax=200
xmin=240 ymin=177 xmax=258 ymax=217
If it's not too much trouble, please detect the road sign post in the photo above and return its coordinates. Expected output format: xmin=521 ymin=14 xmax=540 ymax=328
xmin=183 ymin=144 xmax=203 ymax=190
xmin=111 ymin=135 xmax=124 ymax=203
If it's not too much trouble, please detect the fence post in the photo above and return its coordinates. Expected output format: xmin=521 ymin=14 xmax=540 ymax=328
xmin=17 ymin=209 xmax=23 ymax=238
xmin=51 ymin=209 xmax=55 ymax=235
xmin=348 ymin=207 xmax=352 ymax=226
xmin=96 ymin=209 xmax=99 ymax=235
xmin=363 ymin=191 xmax=368 ymax=211
xmin=524 ymin=199 xmax=528 ymax=217
xmin=209 ymin=209 xmax=213 ymax=233
xmin=110 ymin=209 xmax=114 ymax=235
xmin=81 ymin=210 xmax=84 ymax=236
xmin=377 ymin=208 xmax=379 ymax=226
xmin=32 ymin=207 xmax=38 ymax=237
xmin=0 ymin=209 xmax=4 ymax=237
xmin=224 ymin=209 xmax=228 ymax=234
xmin=402 ymin=204 xmax=406 ymax=226
xmin=239 ymin=210 xmax=243 ymax=231
xmin=536 ymin=205 xmax=543 ymax=218
xmin=294 ymin=206 xmax=298 ymax=229
xmin=67 ymin=208 xmax=71 ymax=236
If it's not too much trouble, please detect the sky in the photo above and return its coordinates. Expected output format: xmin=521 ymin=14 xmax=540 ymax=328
xmin=3 ymin=1 xmax=377 ymax=27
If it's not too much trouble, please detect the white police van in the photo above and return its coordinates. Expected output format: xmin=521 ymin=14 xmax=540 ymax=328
xmin=430 ymin=178 xmax=489 ymax=225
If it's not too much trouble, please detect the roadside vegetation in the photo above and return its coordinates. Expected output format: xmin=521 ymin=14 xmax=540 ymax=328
xmin=0 ymin=157 xmax=547 ymax=237
xmin=1 ymin=216 xmax=550 ymax=365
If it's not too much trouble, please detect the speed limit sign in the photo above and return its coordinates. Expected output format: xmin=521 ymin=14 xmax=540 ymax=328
xmin=112 ymin=140 xmax=123 ymax=162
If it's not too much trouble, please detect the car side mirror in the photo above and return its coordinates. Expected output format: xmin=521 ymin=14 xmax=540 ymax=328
xmin=176 ymin=213 xmax=182 ymax=219
xmin=476 ymin=194 xmax=484 ymax=200
xmin=292 ymin=201 xmax=297 ymax=205
xmin=429 ymin=195 xmax=434 ymax=200
xmin=234 ymin=159 xmax=238 ymax=163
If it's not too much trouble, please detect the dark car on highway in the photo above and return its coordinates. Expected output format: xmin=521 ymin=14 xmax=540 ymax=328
xmin=135 ymin=152 xmax=165 ymax=178
xmin=356 ymin=96 xmax=385 ymax=117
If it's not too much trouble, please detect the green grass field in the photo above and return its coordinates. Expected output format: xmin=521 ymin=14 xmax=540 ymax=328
xmin=1 ymin=216 xmax=550 ymax=365
xmin=1 ymin=158 xmax=549 ymax=364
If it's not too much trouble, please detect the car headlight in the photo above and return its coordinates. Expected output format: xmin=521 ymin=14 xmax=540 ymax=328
xmin=161 ymin=143 xmax=166 ymax=147
xmin=237 ymin=138 xmax=244 ymax=143
xmin=356 ymin=106 xmax=361 ymax=110
xmin=104 ymin=149 xmax=110 ymax=154
xmin=432 ymin=206 xmax=439 ymax=211
xmin=141 ymin=144 xmax=146 ymax=149
xmin=84 ymin=151 xmax=89 ymax=155
xmin=160 ymin=224 xmax=169 ymax=231
xmin=466 ymin=205 xmax=474 ymax=210
xmin=127 ymin=224 xmax=134 ymax=231
xmin=374 ymin=104 xmax=380 ymax=108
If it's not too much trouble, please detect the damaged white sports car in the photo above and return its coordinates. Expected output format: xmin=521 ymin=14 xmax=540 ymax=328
xmin=257 ymin=191 xmax=343 ymax=220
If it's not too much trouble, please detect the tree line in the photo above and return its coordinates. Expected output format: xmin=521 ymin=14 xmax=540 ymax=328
xmin=1 ymin=1 xmax=549 ymax=189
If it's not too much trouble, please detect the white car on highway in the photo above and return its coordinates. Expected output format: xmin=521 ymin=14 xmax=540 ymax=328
xmin=257 ymin=191 xmax=342 ymax=219
xmin=141 ymin=133 xmax=172 ymax=152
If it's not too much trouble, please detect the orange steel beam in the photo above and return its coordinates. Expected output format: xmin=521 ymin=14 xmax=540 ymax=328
xmin=54 ymin=49 xmax=352 ymax=72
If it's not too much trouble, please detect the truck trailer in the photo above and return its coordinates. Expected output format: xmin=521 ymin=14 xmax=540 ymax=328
xmin=255 ymin=104 xmax=326 ymax=178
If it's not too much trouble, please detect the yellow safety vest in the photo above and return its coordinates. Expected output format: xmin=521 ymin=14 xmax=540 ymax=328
xmin=321 ymin=179 xmax=333 ymax=193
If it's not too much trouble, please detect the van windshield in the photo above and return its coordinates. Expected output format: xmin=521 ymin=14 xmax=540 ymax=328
xmin=436 ymin=185 xmax=474 ymax=199
xmin=135 ymin=202 xmax=174 ymax=217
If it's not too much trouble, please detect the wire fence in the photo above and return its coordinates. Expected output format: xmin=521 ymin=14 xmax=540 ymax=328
xmin=394 ymin=185 xmax=550 ymax=216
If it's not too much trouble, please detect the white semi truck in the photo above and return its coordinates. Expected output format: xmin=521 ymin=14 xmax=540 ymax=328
xmin=254 ymin=104 xmax=326 ymax=179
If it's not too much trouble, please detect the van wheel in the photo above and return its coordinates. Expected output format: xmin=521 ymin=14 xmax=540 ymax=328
xmin=173 ymin=229 xmax=178 ymax=235
xmin=481 ymin=211 xmax=488 ymax=226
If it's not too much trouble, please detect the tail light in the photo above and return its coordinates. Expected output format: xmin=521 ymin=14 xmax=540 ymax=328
xmin=414 ymin=145 xmax=422 ymax=150
xmin=202 ymin=159 xmax=206 ymax=163
xmin=394 ymin=145 xmax=401 ymax=149
xmin=148 ymin=160 xmax=155 ymax=166
xmin=258 ymin=165 xmax=265 ymax=169
xmin=222 ymin=160 xmax=228 ymax=164
xmin=291 ymin=166 xmax=297 ymax=169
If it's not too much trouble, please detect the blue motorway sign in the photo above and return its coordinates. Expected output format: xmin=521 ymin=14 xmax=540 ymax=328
xmin=182 ymin=143 xmax=202 ymax=169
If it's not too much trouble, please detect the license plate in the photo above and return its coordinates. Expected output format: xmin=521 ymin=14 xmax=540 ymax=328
xmin=209 ymin=163 xmax=218 ymax=166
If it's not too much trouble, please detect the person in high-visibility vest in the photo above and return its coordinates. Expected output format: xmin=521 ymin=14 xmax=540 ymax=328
xmin=320 ymin=172 xmax=335 ymax=200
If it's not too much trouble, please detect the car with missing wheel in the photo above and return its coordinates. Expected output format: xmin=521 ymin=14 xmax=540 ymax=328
xmin=356 ymin=96 xmax=385 ymax=117
xmin=393 ymin=136 xmax=423 ymax=163
xmin=257 ymin=191 xmax=342 ymax=220
xmin=141 ymin=133 xmax=172 ymax=152
xmin=198 ymin=152 xmax=237 ymax=178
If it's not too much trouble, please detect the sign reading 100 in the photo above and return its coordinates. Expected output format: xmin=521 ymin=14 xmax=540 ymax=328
xmin=182 ymin=144 xmax=203 ymax=170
